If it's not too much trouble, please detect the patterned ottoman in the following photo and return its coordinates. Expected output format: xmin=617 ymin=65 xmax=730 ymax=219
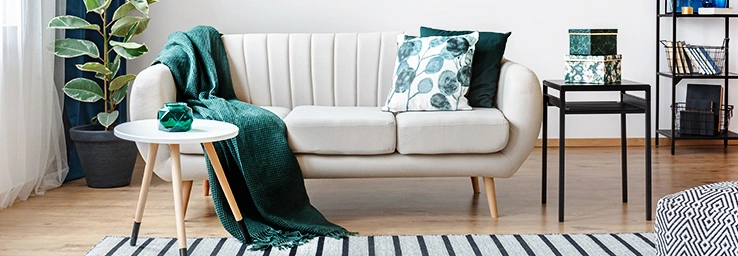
xmin=655 ymin=182 xmax=738 ymax=255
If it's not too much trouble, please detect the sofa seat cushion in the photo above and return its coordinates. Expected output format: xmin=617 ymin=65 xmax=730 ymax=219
xmin=396 ymin=108 xmax=509 ymax=154
xmin=180 ymin=106 xmax=291 ymax=155
xmin=285 ymin=106 xmax=396 ymax=155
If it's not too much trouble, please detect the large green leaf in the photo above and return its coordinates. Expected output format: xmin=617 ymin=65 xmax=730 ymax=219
xmin=84 ymin=0 xmax=112 ymax=14
xmin=131 ymin=18 xmax=149 ymax=36
xmin=63 ymin=78 xmax=104 ymax=102
xmin=76 ymin=62 xmax=112 ymax=75
xmin=97 ymin=110 xmax=119 ymax=129
xmin=147 ymin=0 xmax=158 ymax=4
xmin=112 ymin=43 xmax=148 ymax=60
xmin=96 ymin=56 xmax=120 ymax=81
xmin=47 ymin=16 xmax=99 ymax=30
xmin=109 ymin=56 xmax=121 ymax=77
xmin=133 ymin=18 xmax=149 ymax=36
xmin=110 ymin=16 xmax=149 ymax=37
xmin=110 ymin=41 xmax=144 ymax=49
xmin=111 ymin=2 xmax=135 ymax=22
xmin=53 ymin=39 xmax=100 ymax=58
xmin=123 ymin=23 xmax=138 ymax=42
xmin=131 ymin=0 xmax=149 ymax=16
xmin=109 ymin=74 xmax=136 ymax=91
xmin=112 ymin=84 xmax=128 ymax=105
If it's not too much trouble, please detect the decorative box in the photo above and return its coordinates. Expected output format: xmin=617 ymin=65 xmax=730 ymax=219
xmin=564 ymin=55 xmax=622 ymax=84
xmin=569 ymin=29 xmax=618 ymax=55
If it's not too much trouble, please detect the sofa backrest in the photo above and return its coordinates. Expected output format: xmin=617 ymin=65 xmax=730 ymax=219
xmin=221 ymin=32 xmax=403 ymax=109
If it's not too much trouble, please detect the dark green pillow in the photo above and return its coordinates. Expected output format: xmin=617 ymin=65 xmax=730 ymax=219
xmin=420 ymin=27 xmax=511 ymax=108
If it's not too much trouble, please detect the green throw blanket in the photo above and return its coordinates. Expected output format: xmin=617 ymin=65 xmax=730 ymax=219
xmin=153 ymin=26 xmax=353 ymax=250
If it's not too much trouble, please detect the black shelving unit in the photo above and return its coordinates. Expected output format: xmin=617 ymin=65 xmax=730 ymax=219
xmin=656 ymin=0 xmax=735 ymax=155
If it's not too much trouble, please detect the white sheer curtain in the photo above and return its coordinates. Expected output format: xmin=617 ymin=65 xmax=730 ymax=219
xmin=0 ymin=0 xmax=68 ymax=209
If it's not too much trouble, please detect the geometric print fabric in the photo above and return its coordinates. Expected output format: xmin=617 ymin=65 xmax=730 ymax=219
xmin=655 ymin=182 xmax=738 ymax=256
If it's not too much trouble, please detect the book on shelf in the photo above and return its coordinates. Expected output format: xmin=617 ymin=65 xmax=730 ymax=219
xmin=663 ymin=41 xmax=683 ymax=74
xmin=679 ymin=42 xmax=691 ymax=74
xmin=662 ymin=40 xmax=722 ymax=75
xmin=680 ymin=42 xmax=696 ymax=73
xmin=689 ymin=47 xmax=711 ymax=74
xmin=686 ymin=84 xmax=723 ymax=133
xmin=698 ymin=8 xmax=734 ymax=15
xmin=698 ymin=46 xmax=722 ymax=74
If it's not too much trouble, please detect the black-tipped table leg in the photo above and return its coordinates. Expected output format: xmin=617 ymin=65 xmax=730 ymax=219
xmin=131 ymin=143 xmax=159 ymax=246
xmin=169 ymin=144 xmax=189 ymax=254
xmin=237 ymin=220 xmax=253 ymax=244
xmin=130 ymin=221 xmax=142 ymax=246
xmin=203 ymin=142 xmax=253 ymax=245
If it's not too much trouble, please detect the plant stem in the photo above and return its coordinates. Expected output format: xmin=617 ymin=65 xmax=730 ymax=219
xmin=101 ymin=11 xmax=109 ymax=115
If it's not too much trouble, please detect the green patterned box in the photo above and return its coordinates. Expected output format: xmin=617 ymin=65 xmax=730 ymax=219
xmin=564 ymin=55 xmax=622 ymax=84
xmin=569 ymin=29 xmax=618 ymax=55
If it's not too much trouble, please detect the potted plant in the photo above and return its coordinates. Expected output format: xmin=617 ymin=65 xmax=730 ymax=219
xmin=48 ymin=0 xmax=156 ymax=188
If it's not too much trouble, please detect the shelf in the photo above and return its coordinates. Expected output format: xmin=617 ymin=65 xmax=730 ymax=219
xmin=659 ymin=13 xmax=738 ymax=18
xmin=657 ymin=129 xmax=738 ymax=140
xmin=657 ymin=72 xmax=738 ymax=79
xmin=556 ymin=101 xmax=646 ymax=115
xmin=656 ymin=1 xmax=736 ymax=154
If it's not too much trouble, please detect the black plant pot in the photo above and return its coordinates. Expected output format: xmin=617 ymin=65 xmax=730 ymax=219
xmin=70 ymin=124 xmax=138 ymax=188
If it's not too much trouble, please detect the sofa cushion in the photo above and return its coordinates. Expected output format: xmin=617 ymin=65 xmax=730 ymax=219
xmin=259 ymin=106 xmax=291 ymax=119
xmin=285 ymin=106 xmax=396 ymax=155
xmin=396 ymin=108 xmax=509 ymax=154
xmin=180 ymin=106 xmax=291 ymax=155
xmin=420 ymin=27 xmax=512 ymax=108
xmin=382 ymin=32 xmax=478 ymax=112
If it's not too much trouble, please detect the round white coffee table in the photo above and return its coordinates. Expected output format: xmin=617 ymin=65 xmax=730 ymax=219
xmin=114 ymin=119 xmax=249 ymax=256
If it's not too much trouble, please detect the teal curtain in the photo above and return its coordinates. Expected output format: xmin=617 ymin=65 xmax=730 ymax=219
xmin=63 ymin=0 xmax=128 ymax=182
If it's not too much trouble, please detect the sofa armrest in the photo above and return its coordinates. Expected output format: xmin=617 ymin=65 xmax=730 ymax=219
xmin=497 ymin=59 xmax=542 ymax=177
xmin=129 ymin=64 xmax=178 ymax=180
xmin=130 ymin=64 xmax=177 ymax=121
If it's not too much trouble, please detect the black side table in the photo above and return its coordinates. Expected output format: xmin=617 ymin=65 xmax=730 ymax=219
xmin=542 ymin=80 xmax=652 ymax=222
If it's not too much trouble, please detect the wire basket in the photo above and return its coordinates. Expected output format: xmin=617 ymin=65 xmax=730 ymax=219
xmin=661 ymin=38 xmax=728 ymax=75
xmin=673 ymin=102 xmax=733 ymax=136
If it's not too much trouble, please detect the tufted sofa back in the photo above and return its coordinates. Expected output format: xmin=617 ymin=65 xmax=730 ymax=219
xmin=220 ymin=32 xmax=403 ymax=109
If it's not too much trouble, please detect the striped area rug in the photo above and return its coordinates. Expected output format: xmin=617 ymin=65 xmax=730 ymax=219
xmin=86 ymin=233 xmax=655 ymax=256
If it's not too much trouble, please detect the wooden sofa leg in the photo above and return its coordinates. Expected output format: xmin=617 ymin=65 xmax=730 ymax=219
xmin=182 ymin=180 xmax=193 ymax=218
xmin=203 ymin=179 xmax=210 ymax=196
xmin=483 ymin=177 xmax=499 ymax=218
xmin=471 ymin=177 xmax=480 ymax=194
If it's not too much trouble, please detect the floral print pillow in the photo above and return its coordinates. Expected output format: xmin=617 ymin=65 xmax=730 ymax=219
xmin=382 ymin=32 xmax=479 ymax=112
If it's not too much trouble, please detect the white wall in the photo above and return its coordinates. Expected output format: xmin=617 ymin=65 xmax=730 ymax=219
xmin=130 ymin=0 xmax=738 ymax=139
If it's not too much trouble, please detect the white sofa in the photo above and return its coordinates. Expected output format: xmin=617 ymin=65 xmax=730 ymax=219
xmin=129 ymin=32 xmax=542 ymax=219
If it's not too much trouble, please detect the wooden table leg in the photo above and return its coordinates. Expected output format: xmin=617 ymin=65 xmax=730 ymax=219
xmin=203 ymin=179 xmax=210 ymax=196
xmin=182 ymin=181 xmax=193 ymax=218
xmin=131 ymin=143 xmax=159 ymax=246
xmin=202 ymin=142 xmax=252 ymax=244
xmin=169 ymin=144 xmax=189 ymax=256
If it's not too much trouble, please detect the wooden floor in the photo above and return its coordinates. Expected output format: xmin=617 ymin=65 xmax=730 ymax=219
xmin=2 ymin=146 xmax=738 ymax=255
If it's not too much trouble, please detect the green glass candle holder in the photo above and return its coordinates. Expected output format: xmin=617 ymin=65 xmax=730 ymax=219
xmin=158 ymin=102 xmax=193 ymax=132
